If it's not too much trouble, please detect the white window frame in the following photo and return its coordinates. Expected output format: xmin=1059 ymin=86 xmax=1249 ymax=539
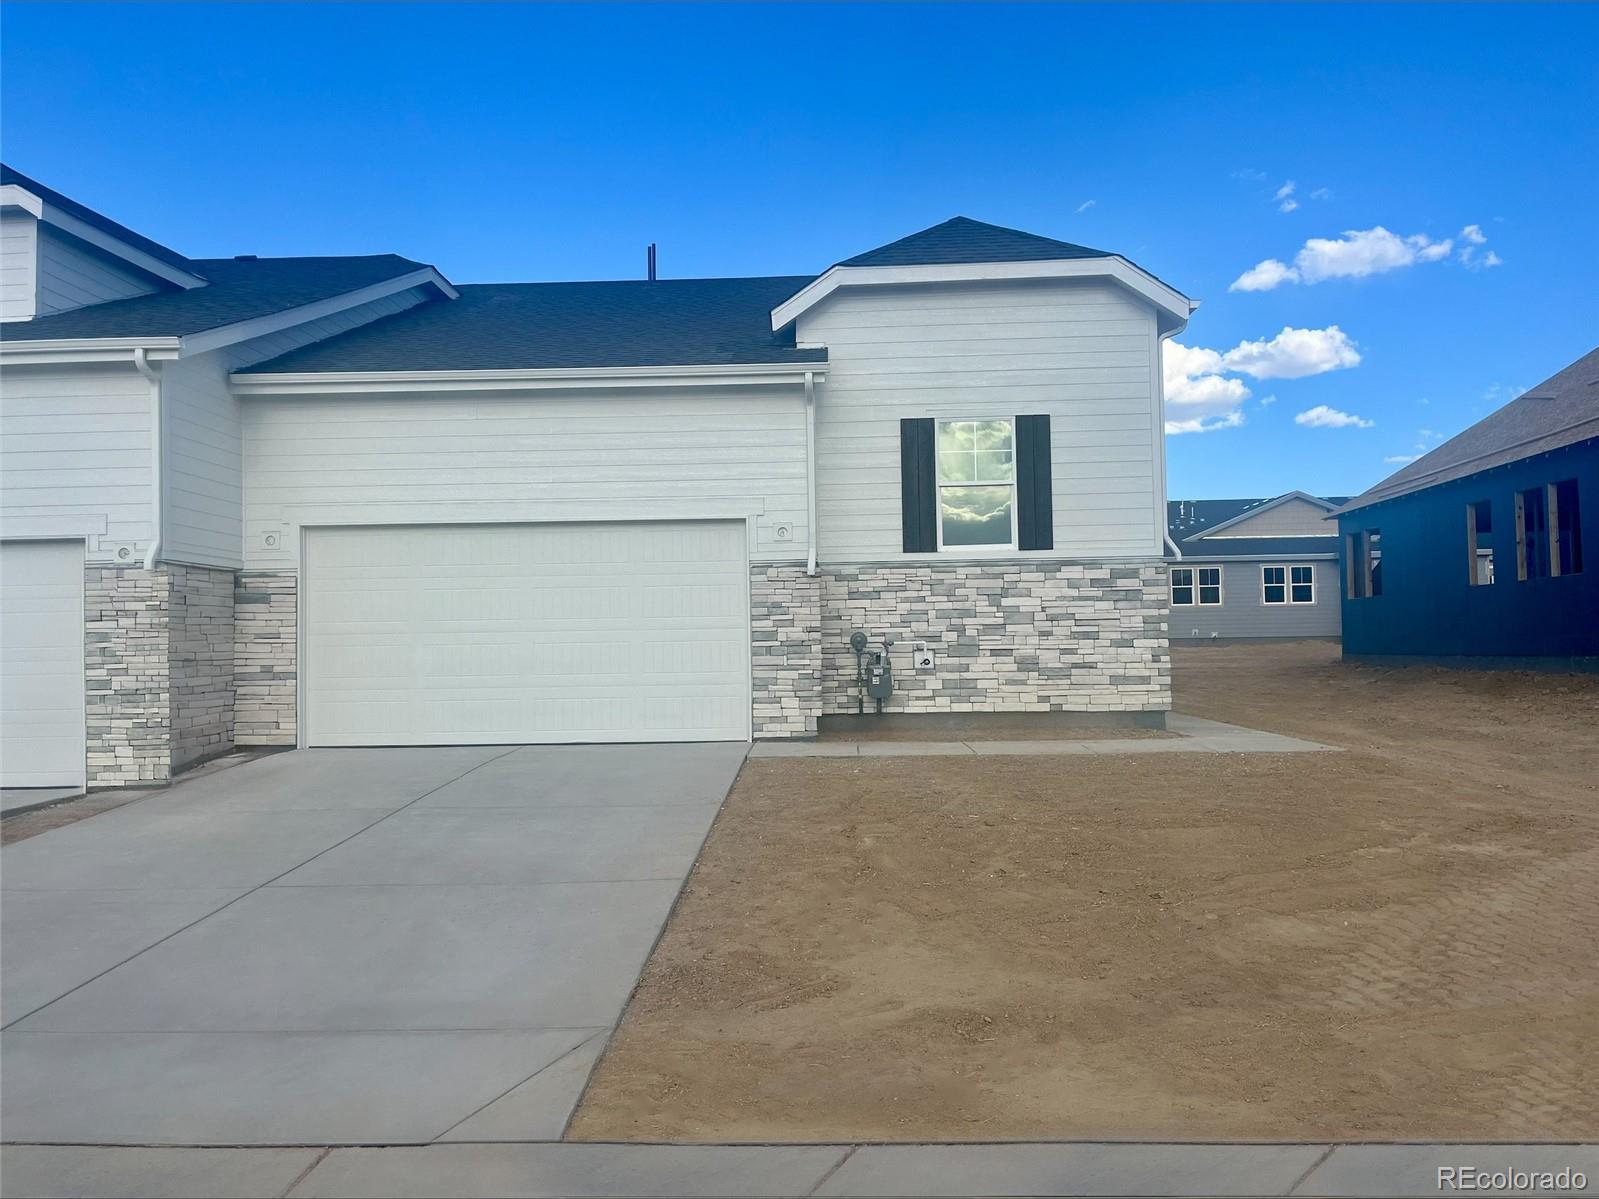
xmin=1169 ymin=566 xmax=1195 ymax=606
xmin=1196 ymin=565 xmax=1223 ymax=606
xmin=1289 ymin=564 xmax=1315 ymax=604
xmin=1263 ymin=563 xmax=1316 ymax=605
xmin=934 ymin=418 xmax=1018 ymax=553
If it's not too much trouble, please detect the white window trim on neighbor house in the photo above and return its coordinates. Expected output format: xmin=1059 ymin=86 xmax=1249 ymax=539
xmin=1262 ymin=564 xmax=1316 ymax=605
xmin=1169 ymin=565 xmax=1221 ymax=606
xmin=935 ymin=417 xmax=1018 ymax=553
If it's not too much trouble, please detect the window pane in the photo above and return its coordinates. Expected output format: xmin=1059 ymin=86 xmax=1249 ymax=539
xmin=1172 ymin=585 xmax=1194 ymax=605
xmin=973 ymin=420 xmax=1013 ymax=451
xmin=1263 ymin=566 xmax=1284 ymax=585
xmin=1171 ymin=568 xmax=1193 ymax=587
xmin=940 ymin=485 xmax=1013 ymax=546
xmin=1290 ymin=566 xmax=1313 ymax=584
xmin=938 ymin=421 xmax=976 ymax=453
xmin=1264 ymin=584 xmax=1286 ymax=604
xmin=973 ymin=450 xmax=1014 ymax=482
xmin=939 ymin=450 xmax=976 ymax=482
xmin=1291 ymin=584 xmax=1313 ymax=603
xmin=1199 ymin=584 xmax=1221 ymax=605
xmin=1198 ymin=568 xmax=1220 ymax=587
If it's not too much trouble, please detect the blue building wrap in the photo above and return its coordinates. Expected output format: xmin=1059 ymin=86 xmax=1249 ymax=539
xmin=1338 ymin=438 xmax=1598 ymax=660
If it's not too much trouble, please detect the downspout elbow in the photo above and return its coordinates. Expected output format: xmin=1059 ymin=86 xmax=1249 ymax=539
xmin=133 ymin=348 xmax=163 ymax=570
xmin=1164 ymin=532 xmax=1182 ymax=559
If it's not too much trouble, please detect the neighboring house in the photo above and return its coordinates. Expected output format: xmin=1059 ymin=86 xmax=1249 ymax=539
xmin=1334 ymin=347 xmax=1598 ymax=668
xmin=0 ymin=164 xmax=1197 ymax=790
xmin=1164 ymin=492 xmax=1348 ymax=640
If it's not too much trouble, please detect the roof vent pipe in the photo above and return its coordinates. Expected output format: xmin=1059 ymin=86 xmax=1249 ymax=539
xmin=647 ymin=244 xmax=656 ymax=282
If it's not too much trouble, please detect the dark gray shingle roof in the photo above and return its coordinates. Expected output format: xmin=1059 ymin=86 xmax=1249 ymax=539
xmin=2 ymin=163 xmax=199 ymax=275
xmin=240 ymin=276 xmax=826 ymax=373
xmin=840 ymin=216 xmax=1110 ymax=268
xmin=0 ymin=255 xmax=434 ymax=341
xmin=1336 ymin=347 xmax=1599 ymax=515
xmin=1165 ymin=497 xmax=1349 ymax=560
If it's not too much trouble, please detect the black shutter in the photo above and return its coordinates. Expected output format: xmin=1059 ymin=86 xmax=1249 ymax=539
xmin=900 ymin=418 xmax=937 ymax=553
xmin=1015 ymin=414 xmax=1054 ymax=551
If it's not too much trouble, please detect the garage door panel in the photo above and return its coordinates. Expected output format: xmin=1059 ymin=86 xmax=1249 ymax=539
xmin=304 ymin=521 xmax=750 ymax=746
xmin=1 ymin=540 xmax=86 ymax=788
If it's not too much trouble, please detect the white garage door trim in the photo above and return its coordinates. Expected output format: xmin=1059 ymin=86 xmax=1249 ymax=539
xmin=1 ymin=538 xmax=87 ymax=790
xmin=300 ymin=519 xmax=753 ymax=747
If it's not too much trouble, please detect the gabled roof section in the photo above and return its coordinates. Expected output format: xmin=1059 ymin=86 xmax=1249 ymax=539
xmin=1335 ymin=347 xmax=1599 ymax=516
xmin=239 ymin=276 xmax=827 ymax=374
xmin=839 ymin=216 xmax=1111 ymax=268
xmin=1167 ymin=495 xmax=1351 ymax=549
xmin=0 ymin=255 xmax=451 ymax=345
xmin=1 ymin=162 xmax=205 ymax=286
xmin=1181 ymin=490 xmax=1340 ymax=542
xmin=772 ymin=216 xmax=1196 ymax=336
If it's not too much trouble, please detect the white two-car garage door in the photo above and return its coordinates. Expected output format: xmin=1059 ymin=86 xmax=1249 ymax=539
xmin=302 ymin=521 xmax=751 ymax=746
xmin=1 ymin=540 xmax=86 ymax=788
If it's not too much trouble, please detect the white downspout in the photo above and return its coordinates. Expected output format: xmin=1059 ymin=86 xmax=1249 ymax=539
xmin=1164 ymin=531 xmax=1182 ymax=559
xmin=133 ymin=347 xmax=163 ymax=569
xmin=804 ymin=369 xmax=819 ymax=576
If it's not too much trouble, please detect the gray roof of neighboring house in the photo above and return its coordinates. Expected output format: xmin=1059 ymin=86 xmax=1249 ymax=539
xmin=239 ymin=276 xmax=827 ymax=373
xmin=839 ymin=216 xmax=1110 ymax=268
xmin=0 ymin=255 xmax=436 ymax=341
xmin=1165 ymin=496 xmax=1349 ymax=561
xmin=2 ymin=163 xmax=198 ymax=275
xmin=1335 ymin=346 xmax=1599 ymax=516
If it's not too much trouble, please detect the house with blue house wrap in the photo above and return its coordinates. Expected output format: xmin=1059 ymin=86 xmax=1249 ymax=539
xmin=1334 ymin=347 xmax=1597 ymax=669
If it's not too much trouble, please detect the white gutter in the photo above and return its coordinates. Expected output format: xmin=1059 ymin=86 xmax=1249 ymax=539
xmin=231 ymin=360 xmax=825 ymax=395
xmin=131 ymin=348 xmax=163 ymax=569
xmin=1164 ymin=532 xmax=1182 ymax=559
xmin=804 ymin=370 xmax=819 ymax=576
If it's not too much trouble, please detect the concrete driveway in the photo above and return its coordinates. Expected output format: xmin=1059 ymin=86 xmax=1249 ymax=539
xmin=0 ymin=742 xmax=746 ymax=1146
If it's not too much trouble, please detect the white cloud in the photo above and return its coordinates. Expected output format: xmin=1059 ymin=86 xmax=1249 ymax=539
xmin=1074 ymin=199 xmax=1096 ymax=214
xmin=1296 ymin=405 xmax=1374 ymax=430
xmin=1275 ymin=181 xmax=1298 ymax=213
xmin=1162 ymin=327 xmax=1360 ymax=434
xmin=1309 ymin=187 xmax=1332 ymax=200
xmin=1231 ymin=258 xmax=1301 ymax=292
xmin=1232 ymin=168 xmax=1268 ymax=182
xmin=1230 ymin=225 xmax=1459 ymax=291
xmin=1384 ymin=454 xmax=1421 ymax=464
xmin=1461 ymin=224 xmax=1486 ymax=245
xmin=1260 ymin=394 xmax=1278 ymax=406
xmin=1219 ymin=326 xmax=1361 ymax=380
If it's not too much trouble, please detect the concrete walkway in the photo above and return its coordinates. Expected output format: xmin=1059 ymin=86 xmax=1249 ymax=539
xmin=750 ymin=714 xmax=1337 ymax=758
xmin=3 ymin=1141 xmax=1593 ymax=1197
xmin=1 ymin=743 xmax=746 ymax=1148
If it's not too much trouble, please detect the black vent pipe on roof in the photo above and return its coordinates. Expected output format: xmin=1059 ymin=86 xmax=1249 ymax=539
xmin=647 ymin=243 xmax=656 ymax=281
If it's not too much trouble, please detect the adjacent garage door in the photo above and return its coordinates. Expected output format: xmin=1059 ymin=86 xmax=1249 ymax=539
xmin=0 ymin=540 xmax=86 ymax=788
xmin=303 ymin=521 xmax=751 ymax=746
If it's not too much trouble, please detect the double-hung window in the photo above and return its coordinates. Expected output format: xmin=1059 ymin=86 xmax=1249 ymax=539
xmin=1170 ymin=566 xmax=1221 ymax=606
xmin=1263 ymin=564 xmax=1316 ymax=604
xmin=936 ymin=419 xmax=1015 ymax=549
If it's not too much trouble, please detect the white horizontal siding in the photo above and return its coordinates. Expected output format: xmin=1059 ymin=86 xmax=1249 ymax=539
xmin=0 ymin=365 xmax=153 ymax=555
xmin=242 ymin=388 xmax=809 ymax=570
xmin=161 ymin=286 xmax=435 ymax=570
xmin=1 ymin=213 xmax=38 ymax=321
xmin=799 ymin=278 xmax=1162 ymax=561
xmin=34 ymin=226 xmax=160 ymax=315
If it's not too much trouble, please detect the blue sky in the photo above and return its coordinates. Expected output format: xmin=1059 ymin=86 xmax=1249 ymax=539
xmin=3 ymin=2 xmax=1594 ymax=498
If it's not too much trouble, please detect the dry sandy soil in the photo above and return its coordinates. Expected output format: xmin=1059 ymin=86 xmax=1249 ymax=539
xmin=570 ymin=641 xmax=1599 ymax=1143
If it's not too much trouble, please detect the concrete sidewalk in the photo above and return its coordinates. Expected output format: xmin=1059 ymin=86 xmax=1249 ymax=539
xmin=3 ymin=1141 xmax=1594 ymax=1197
xmin=750 ymin=714 xmax=1337 ymax=758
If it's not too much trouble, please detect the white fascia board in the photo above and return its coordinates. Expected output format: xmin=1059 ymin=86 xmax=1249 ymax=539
xmin=0 ymin=184 xmax=45 ymax=217
xmin=0 ymin=268 xmax=458 ymax=366
xmin=771 ymin=257 xmax=1198 ymax=334
xmin=0 ymin=337 xmax=181 ymax=366
xmin=31 ymin=197 xmax=207 ymax=290
xmin=231 ymin=360 xmax=826 ymax=396
xmin=179 ymin=267 xmax=457 ymax=356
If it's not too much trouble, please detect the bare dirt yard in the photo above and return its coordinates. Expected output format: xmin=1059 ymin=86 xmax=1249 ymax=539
xmin=570 ymin=641 xmax=1599 ymax=1143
